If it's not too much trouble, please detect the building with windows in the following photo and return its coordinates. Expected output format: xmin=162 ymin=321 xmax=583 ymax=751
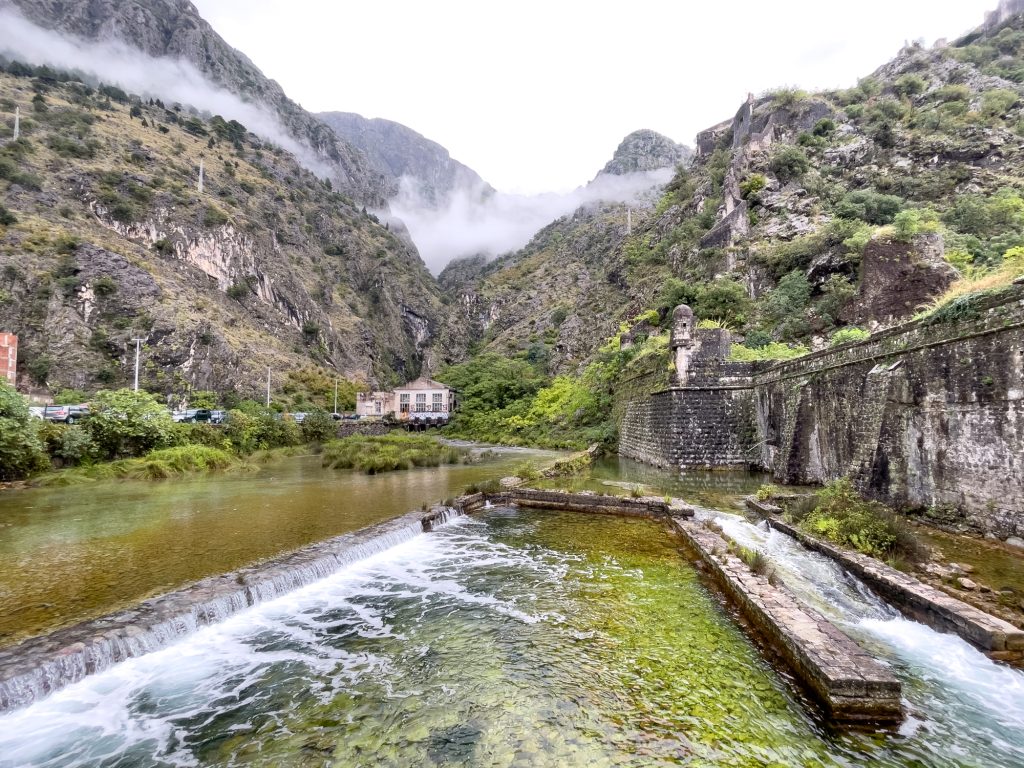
xmin=355 ymin=377 xmax=456 ymax=422
xmin=0 ymin=333 xmax=16 ymax=386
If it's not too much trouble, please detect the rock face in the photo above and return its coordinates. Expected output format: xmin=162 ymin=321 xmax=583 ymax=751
xmin=0 ymin=0 xmax=386 ymax=204
xmin=598 ymin=129 xmax=690 ymax=177
xmin=317 ymin=112 xmax=491 ymax=207
xmin=857 ymin=234 xmax=958 ymax=325
xmin=0 ymin=68 xmax=442 ymax=397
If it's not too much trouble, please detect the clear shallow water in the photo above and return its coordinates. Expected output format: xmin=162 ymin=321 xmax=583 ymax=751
xmin=0 ymin=510 xmax=856 ymax=767
xmin=0 ymin=447 xmax=560 ymax=646
xmin=2 ymin=507 xmax=1020 ymax=767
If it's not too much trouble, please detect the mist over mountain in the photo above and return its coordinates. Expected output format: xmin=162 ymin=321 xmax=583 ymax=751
xmin=0 ymin=0 xmax=387 ymax=204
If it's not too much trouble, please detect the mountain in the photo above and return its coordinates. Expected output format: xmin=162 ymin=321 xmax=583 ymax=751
xmin=318 ymin=112 xmax=491 ymax=208
xmin=436 ymin=6 xmax=1024 ymax=379
xmin=0 ymin=63 xmax=442 ymax=398
xmin=598 ymin=129 xmax=690 ymax=177
xmin=0 ymin=0 xmax=387 ymax=205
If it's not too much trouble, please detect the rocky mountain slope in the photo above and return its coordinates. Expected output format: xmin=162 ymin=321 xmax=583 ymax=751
xmin=0 ymin=0 xmax=388 ymax=205
xmin=0 ymin=65 xmax=442 ymax=398
xmin=598 ymin=129 xmax=690 ymax=177
xmin=318 ymin=112 xmax=491 ymax=208
xmin=436 ymin=7 xmax=1024 ymax=377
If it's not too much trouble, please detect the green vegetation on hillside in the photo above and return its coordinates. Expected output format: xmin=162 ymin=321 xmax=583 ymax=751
xmin=440 ymin=330 xmax=669 ymax=449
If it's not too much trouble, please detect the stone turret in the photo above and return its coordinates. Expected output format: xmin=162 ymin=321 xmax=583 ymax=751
xmin=670 ymin=304 xmax=694 ymax=384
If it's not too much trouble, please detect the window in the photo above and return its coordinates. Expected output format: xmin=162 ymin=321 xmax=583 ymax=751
xmin=415 ymin=393 xmax=426 ymax=412
xmin=432 ymin=392 xmax=443 ymax=412
xmin=374 ymin=401 xmax=381 ymax=414
xmin=399 ymin=393 xmax=410 ymax=414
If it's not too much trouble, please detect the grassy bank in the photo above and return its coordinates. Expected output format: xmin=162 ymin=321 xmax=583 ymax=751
xmin=30 ymin=445 xmax=245 ymax=486
xmin=321 ymin=434 xmax=468 ymax=474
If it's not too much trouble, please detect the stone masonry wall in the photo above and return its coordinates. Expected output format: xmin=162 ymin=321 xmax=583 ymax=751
xmin=619 ymin=286 xmax=1024 ymax=537
xmin=755 ymin=287 xmax=1024 ymax=537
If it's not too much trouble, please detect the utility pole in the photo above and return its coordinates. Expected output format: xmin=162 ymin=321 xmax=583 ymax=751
xmin=198 ymin=159 xmax=204 ymax=194
xmin=266 ymin=366 xmax=271 ymax=407
xmin=334 ymin=380 xmax=338 ymax=414
xmin=132 ymin=338 xmax=144 ymax=391
xmin=626 ymin=208 xmax=632 ymax=235
xmin=13 ymin=107 xmax=19 ymax=141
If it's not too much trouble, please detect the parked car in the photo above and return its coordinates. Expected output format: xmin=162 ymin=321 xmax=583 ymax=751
xmin=291 ymin=412 xmax=307 ymax=424
xmin=42 ymin=405 xmax=90 ymax=424
xmin=173 ymin=409 xmax=214 ymax=423
xmin=28 ymin=406 xmax=45 ymax=420
xmin=209 ymin=410 xmax=226 ymax=424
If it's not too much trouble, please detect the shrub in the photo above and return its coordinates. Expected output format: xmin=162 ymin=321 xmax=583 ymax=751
xmin=729 ymin=342 xmax=809 ymax=361
xmin=92 ymin=276 xmax=117 ymax=296
xmin=301 ymin=410 xmax=336 ymax=443
xmin=739 ymin=173 xmax=767 ymax=201
xmin=812 ymin=118 xmax=836 ymax=137
xmin=755 ymin=484 xmax=777 ymax=502
xmin=85 ymin=388 xmax=175 ymax=459
xmin=0 ymin=381 xmax=50 ymax=479
xmin=829 ymin=327 xmax=870 ymax=346
xmin=836 ymin=190 xmax=904 ymax=225
xmin=694 ymin=279 xmax=751 ymax=327
xmin=890 ymin=208 xmax=940 ymax=241
xmin=769 ymin=146 xmax=810 ymax=182
xmin=981 ymin=88 xmax=1019 ymax=119
xmin=203 ymin=205 xmax=229 ymax=228
xmin=56 ymin=425 xmax=96 ymax=465
xmin=801 ymin=478 xmax=921 ymax=560
xmin=0 ymin=203 xmax=17 ymax=226
xmin=893 ymin=74 xmax=927 ymax=98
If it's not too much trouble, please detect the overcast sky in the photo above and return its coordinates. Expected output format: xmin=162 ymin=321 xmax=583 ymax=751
xmin=192 ymin=0 xmax=992 ymax=194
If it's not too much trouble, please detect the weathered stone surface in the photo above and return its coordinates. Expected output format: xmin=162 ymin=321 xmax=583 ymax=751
xmin=674 ymin=520 xmax=902 ymax=724
xmin=484 ymin=488 xmax=681 ymax=519
xmin=857 ymin=234 xmax=957 ymax=326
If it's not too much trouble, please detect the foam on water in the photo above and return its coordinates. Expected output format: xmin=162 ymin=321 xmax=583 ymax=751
xmin=699 ymin=505 xmax=1024 ymax=765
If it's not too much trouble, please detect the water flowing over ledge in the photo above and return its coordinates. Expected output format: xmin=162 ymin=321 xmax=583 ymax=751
xmin=0 ymin=505 xmax=462 ymax=713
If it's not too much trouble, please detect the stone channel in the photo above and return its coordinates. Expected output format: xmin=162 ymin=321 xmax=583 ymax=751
xmin=469 ymin=488 xmax=903 ymax=726
xmin=746 ymin=497 xmax=1024 ymax=662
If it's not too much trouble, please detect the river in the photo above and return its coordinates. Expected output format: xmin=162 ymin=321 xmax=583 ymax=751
xmin=1 ymin=454 xmax=1022 ymax=766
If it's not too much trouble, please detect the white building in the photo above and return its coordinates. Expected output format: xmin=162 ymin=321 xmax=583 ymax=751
xmin=355 ymin=377 xmax=456 ymax=421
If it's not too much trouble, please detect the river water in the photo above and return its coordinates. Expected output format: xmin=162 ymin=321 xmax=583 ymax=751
xmin=0 ymin=446 xmax=560 ymax=647
xmin=1 ymin=455 xmax=1022 ymax=766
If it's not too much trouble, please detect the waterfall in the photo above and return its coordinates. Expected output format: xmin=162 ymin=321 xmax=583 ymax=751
xmin=0 ymin=507 xmax=462 ymax=713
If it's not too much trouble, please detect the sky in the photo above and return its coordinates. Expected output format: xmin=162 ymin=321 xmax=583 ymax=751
xmin=191 ymin=0 xmax=993 ymax=194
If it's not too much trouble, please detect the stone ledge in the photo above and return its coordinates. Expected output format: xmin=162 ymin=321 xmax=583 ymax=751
xmin=746 ymin=504 xmax=1024 ymax=659
xmin=674 ymin=519 xmax=902 ymax=725
xmin=480 ymin=488 xmax=690 ymax=519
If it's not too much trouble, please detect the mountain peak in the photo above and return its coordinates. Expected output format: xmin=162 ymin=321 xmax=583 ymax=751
xmin=599 ymin=129 xmax=690 ymax=177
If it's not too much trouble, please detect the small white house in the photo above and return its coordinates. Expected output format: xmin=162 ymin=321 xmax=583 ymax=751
xmin=355 ymin=377 xmax=456 ymax=421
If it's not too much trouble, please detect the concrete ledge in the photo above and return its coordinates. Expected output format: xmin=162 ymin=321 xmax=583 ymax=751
xmin=748 ymin=505 xmax=1024 ymax=660
xmin=0 ymin=506 xmax=457 ymax=713
xmin=674 ymin=519 xmax=903 ymax=725
xmin=481 ymin=488 xmax=691 ymax=519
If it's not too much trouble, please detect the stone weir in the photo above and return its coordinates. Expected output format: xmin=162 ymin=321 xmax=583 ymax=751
xmin=0 ymin=505 xmax=463 ymax=714
xmin=747 ymin=499 xmax=1024 ymax=662
xmin=675 ymin=519 xmax=903 ymax=725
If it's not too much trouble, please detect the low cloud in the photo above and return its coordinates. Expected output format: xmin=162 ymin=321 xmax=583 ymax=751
xmin=0 ymin=9 xmax=330 ymax=176
xmin=389 ymin=168 xmax=672 ymax=274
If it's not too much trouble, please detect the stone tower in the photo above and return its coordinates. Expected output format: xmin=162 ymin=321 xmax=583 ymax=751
xmin=670 ymin=304 xmax=694 ymax=385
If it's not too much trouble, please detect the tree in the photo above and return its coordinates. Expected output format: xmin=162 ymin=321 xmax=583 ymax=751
xmin=0 ymin=381 xmax=50 ymax=479
xmin=86 ymin=389 xmax=174 ymax=459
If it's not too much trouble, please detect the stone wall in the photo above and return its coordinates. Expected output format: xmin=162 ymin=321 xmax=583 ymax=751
xmin=618 ymin=286 xmax=1024 ymax=537
xmin=755 ymin=287 xmax=1024 ymax=537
